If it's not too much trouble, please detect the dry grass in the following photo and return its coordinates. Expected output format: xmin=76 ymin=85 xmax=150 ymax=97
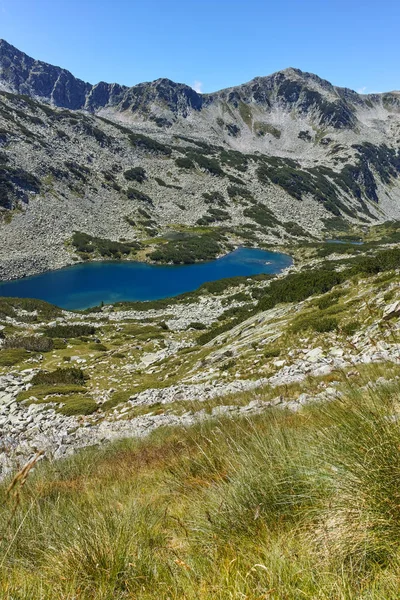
xmin=2 ymin=367 xmax=400 ymax=598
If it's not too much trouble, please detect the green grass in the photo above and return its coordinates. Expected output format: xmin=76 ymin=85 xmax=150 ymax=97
xmin=16 ymin=384 xmax=87 ymax=403
xmin=0 ymin=348 xmax=32 ymax=366
xmin=0 ymin=296 xmax=62 ymax=320
xmin=2 ymin=234 xmax=400 ymax=597
xmin=3 ymin=373 xmax=400 ymax=598
xmin=57 ymin=394 xmax=98 ymax=416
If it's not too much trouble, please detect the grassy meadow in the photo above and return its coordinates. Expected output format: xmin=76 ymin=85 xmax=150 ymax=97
xmin=2 ymin=365 xmax=400 ymax=599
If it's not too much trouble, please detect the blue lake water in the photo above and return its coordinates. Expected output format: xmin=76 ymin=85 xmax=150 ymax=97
xmin=0 ymin=248 xmax=292 ymax=310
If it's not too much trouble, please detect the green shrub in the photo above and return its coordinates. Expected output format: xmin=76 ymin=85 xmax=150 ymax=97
xmin=199 ymin=274 xmax=270 ymax=295
xmin=264 ymin=347 xmax=281 ymax=358
xmin=126 ymin=187 xmax=153 ymax=204
xmin=219 ymin=150 xmax=248 ymax=171
xmin=0 ymin=165 xmax=41 ymax=210
xmin=341 ymin=321 xmax=360 ymax=335
xmin=254 ymin=122 xmax=281 ymax=138
xmin=72 ymin=231 xmax=140 ymax=258
xmin=291 ymin=313 xmax=339 ymax=333
xmin=44 ymin=324 xmax=96 ymax=338
xmin=64 ymin=160 xmax=90 ymax=181
xmin=189 ymin=322 xmax=207 ymax=330
xmin=53 ymin=338 xmax=67 ymax=349
xmin=218 ymin=303 xmax=254 ymax=322
xmin=220 ymin=359 xmax=236 ymax=370
xmin=316 ymin=243 xmax=359 ymax=258
xmin=244 ymin=203 xmax=279 ymax=228
xmin=124 ymin=167 xmax=146 ymax=183
xmin=58 ymin=395 xmax=98 ymax=416
xmin=31 ymin=367 xmax=88 ymax=386
xmin=283 ymin=221 xmax=308 ymax=237
xmin=150 ymin=232 xmax=223 ymax=264
xmin=17 ymin=384 xmax=87 ymax=403
xmin=315 ymin=291 xmax=343 ymax=310
xmin=227 ymin=185 xmax=254 ymax=201
xmin=257 ymin=269 xmax=344 ymax=312
xmin=88 ymin=343 xmax=108 ymax=351
xmin=192 ymin=153 xmax=223 ymax=176
xmin=128 ymin=133 xmax=171 ymax=155
xmin=197 ymin=321 xmax=237 ymax=345
xmin=154 ymin=177 xmax=182 ymax=190
xmin=175 ymin=157 xmax=195 ymax=169
xmin=202 ymin=191 xmax=227 ymax=206
xmin=314 ymin=316 xmax=339 ymax=332
xmin=102 ymin=390 xmax=132 ymax=412
xmin=0 ymin=348 xmax=31 ymax=366
xmin=3 ymin=335 xmax=54 ymax=352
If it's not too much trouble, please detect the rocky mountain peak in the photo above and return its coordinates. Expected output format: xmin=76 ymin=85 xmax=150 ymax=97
xmin=0 ymin=39 xmax=361 ymax=128
xmin=0 ymin=38 xmax=93 ymax=109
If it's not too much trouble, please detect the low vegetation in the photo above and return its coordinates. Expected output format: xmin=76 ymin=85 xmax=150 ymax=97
xmin=149 ymin=231 xmax=225 ymax=264
xmin=42 ymin=324 xmax=96 ymax=339
xmin=123 ymin=166 xmax=146 ymax=183
xmin=71 ymin=231 xmax=141 ymax=258
xmin=30 ymin=367 xmax=88 ymax=386
xmin=0 ymin=348 xmax=31 ymax=366
xmin=2 ymin=335 xmax=54 ymax=352
xmin=128 ymin=132 xmax=171 ymax=155
xmin=3 ymin=377 xmax=400 ymax=598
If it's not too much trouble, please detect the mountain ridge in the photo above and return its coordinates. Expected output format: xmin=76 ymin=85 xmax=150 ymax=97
xmin=3 ymin=37 xmax=399 ymax=127
xmin=1 ymin=39 xmax=400 ymax=282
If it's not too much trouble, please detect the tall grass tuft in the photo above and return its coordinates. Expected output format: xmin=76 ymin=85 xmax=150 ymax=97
xmin=195 ymin=413 xmax=326 ymax=539
xmin=314 ymin=382 xmax=400 ymax=571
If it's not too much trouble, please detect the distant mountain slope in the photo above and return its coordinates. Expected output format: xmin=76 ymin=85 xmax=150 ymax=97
xmin=1 ymin=39 xmax=400 ymax=280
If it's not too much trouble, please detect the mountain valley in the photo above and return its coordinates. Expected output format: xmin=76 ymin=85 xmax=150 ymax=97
xmin=1 ymin=39 xmax=400 ymax=280
xmin=2 ymin=37 xmax=400 ymax=599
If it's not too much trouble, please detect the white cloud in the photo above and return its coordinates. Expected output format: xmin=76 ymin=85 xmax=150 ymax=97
xmin=192 ymin=80 xmax=203 ymax=94
xmin=356 ymin=86 xmax=382 ymax=95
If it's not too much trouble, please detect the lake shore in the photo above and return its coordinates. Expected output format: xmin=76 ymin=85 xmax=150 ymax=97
xmin=0 ymin=248 xmax=293 ymax=310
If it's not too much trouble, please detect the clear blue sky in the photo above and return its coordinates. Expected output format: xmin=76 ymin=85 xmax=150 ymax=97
xmin=0 ymin=0 xmax=399 ymax=94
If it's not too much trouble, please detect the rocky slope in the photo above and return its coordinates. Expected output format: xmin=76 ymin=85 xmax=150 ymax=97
xmin=1 ymin=39 xmax=400 ymax=280
xmin=1 ymin=233 xmax=400 ymax=478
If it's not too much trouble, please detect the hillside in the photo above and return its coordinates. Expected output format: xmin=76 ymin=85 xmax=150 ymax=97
xmin=1 ymin=222 xmax=400 ymax=597
xmin=1 ymin=220 xmax=400 ymax=471
xmin=2 ymin=38 xmax=400 ymax=595
xmin=1 ymin=40 xmax=400 ymax=279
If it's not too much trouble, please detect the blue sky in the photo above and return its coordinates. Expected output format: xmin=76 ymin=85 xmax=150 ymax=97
xmin=0 ymin=0 xmax=399 ymax=94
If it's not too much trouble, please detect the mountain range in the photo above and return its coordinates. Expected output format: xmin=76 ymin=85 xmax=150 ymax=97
xmin=1 ymin=38 xmax=400 ymax=280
